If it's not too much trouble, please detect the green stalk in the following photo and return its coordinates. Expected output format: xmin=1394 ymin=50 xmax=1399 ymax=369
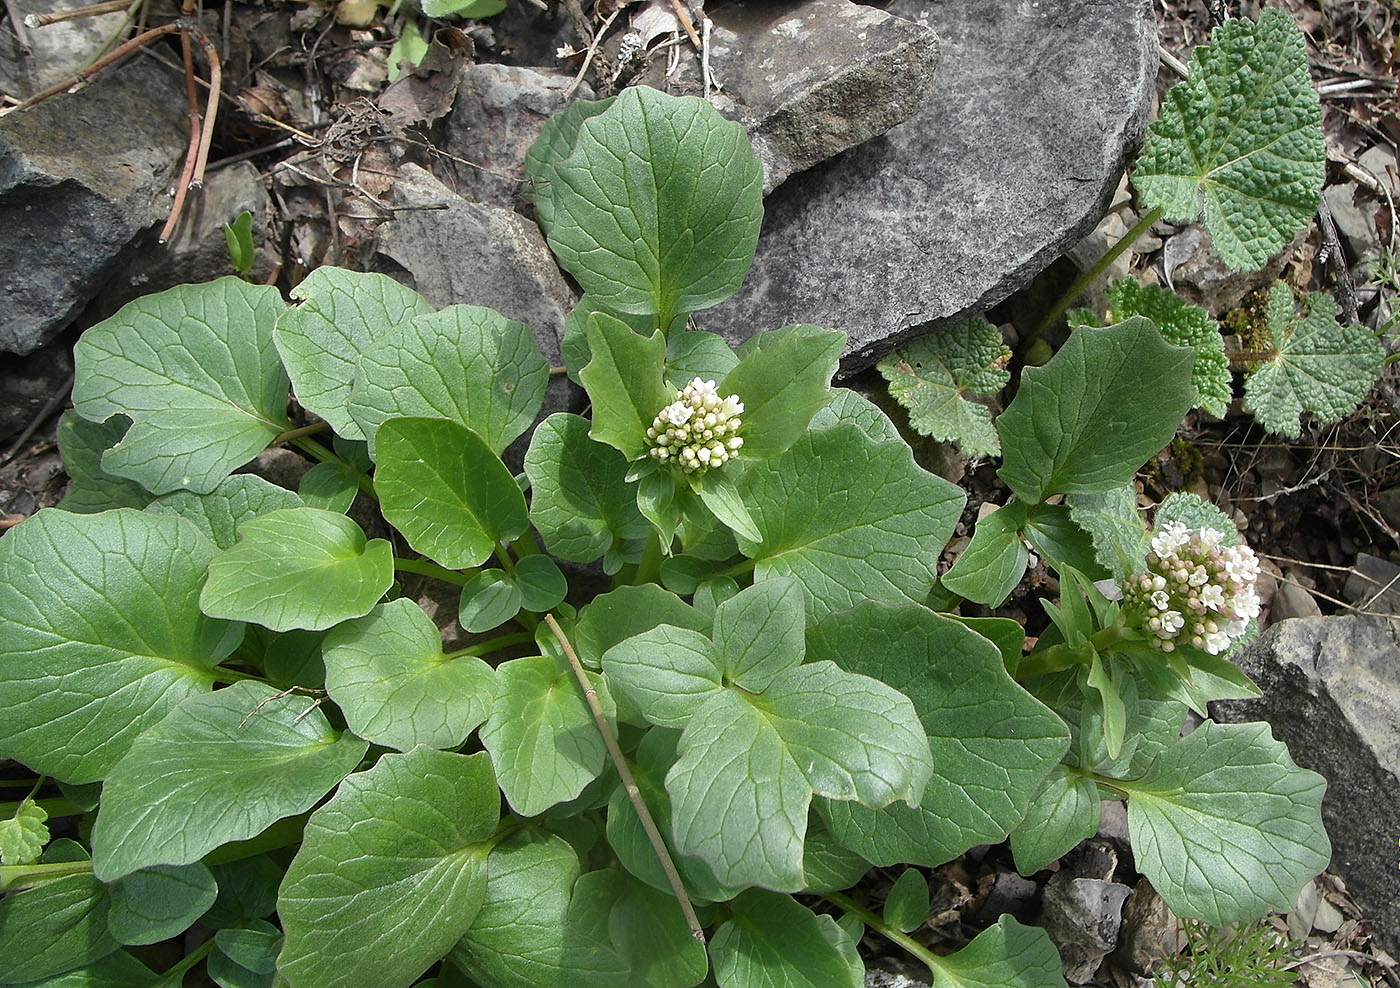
xmin=0 ymin=797 xmax=83 ymax=818
xmin=163 ymin=936 xmax=215 ymax=981
xmin=0 ymin=859 xmax=92 ymax=892
xmin=822 ymin=890 xmax=943 ymax=979
xmin=393 ymin=556 xmax=470 ymax=586
xmin=446 ymin=630 xmax=534 ymax=660
xmin=1032 ymin=205 xmax=1164 ymax=343
xmin=290 ymin=436 xmax=378 ymax=499
xmin=633 ymin=531 xmax=664 ymax=586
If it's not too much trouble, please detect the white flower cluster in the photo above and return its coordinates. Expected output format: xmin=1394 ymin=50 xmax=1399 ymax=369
xmin=645 ymin=378 xmax=745 ymax=474
xmin=1122 ymin=522 xmax=1261 ymax=655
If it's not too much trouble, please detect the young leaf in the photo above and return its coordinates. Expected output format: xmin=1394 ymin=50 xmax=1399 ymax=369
xmin=323 ymin=599 xmax=497 ymax=752
xmin=1126 ymin=720 xmax=1330 ymax=925
xmin=298 ymin=461 xmax=359 ymax=513
xmin=713 ymin=577 xmax=806 ymax=693
xmin=515 ymin=554 xmax=568 ymax=612
xmin=926 ymin=915 xmax=1069 ymax=988
xmin=878 ymin=316 xmax=1012 ymax=457
xmin=997 ymin=319 xmax=1195 ymax=504
xmin=666 ymin=328 xmax=741 ymax=388
xmin=941 ymin=500 xmax=1030 ymax=607
xmin=146 ymin=474 xmax=305 ymax=550
xmin=1065 ymin=485 xmax=1151 ymax=582
xmin=55 ymin=412 xmax=154 ymax=513
xmin=211 ymin=922 xmax=282 ymax=988
xmin=884 ymin=868 xmax=931 ymax=933
xmin=0 ymin=509 xmax=236 ymax=783
xmin=71 ymin=278 xmax=291 ymax=494
xmin=709 ymin=890 xmax=860 ymax=988
xmin=349 ymin=304 xmax=548 ymax=457
xmin=524 ymin=96 xmax=618 ymax=235
xmin=375 ymin=417 xmax=528 ymax=569
xmin=738 ymin=424 xmax=965 ymax=620
xmin=91 ymin=681 xmax=368 ymax=881
xmin=458 ymin=570 xmax=524 ymax=633
xmin=278 ymin=749 xmax=500 ymax=988
xmin=0 ymin=873 xmax=118 ymax=983
xmin=574 ymin=584 xmax=711 ymax=671
xmin=106 ymin=863 xmax=218 ymax=946
xmin=200 ymin=507 xmax=394 ymax=632
xmin=602 ymin=625 xmax=724 ymax=729
xmin=1008 ymin=766 xmax=1101 ymax=875
xmin=719 ymin=325 xmax=845 ymax=460
xmin=1242 ymin=283 xmax=1384 ymax=437
xmin=1132 ymin=9 xmax=1324 ymax=271
xmin=0 ymin=801 xmax=48 ymax=866
xmin=224 ymin=209 xmax=256 ymax=275
xmin=696 ymin=469 xmax=761 ymax=543
xmin=544 ymin=86 xmax=763 ymax=324
xmin=579 ymin=313 xmax=671 ymax=461
xmin=810 ymin=603 xmax=1069 ymax=868
xmin=523 ymin=413 xmax=650 ymax=571
xmin=480 ymin=654 xmax=616 ymax=817
xmin=1104 ymin=278 xmax=1231 ymax=417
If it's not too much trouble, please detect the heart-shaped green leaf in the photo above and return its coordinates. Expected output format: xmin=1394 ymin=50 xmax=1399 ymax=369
xmin=106 ymin=863 xmax=218 ymax=945
xmin=146 ymin=474 xmax=304 ymax=549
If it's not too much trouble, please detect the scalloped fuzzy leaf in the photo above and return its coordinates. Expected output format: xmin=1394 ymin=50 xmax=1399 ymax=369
xmin=72 ymin=278 xmax=291 ymax=495
xmin=737 ymin=425 xmax=965 ymax=620
xmin=199 ymin=507 xmax=394 ymax=632
xmin=349 ymin=304 xmax=548 ymax=457
xmin=56 ymin=412 xmax=154 ymax=514
xmin=1153 ymin=491 xmax=1239 ymax=546
xmin=810 ymin=603 xmax=1069 ymax=868
xmin=1243 ymin=283 xmax=1384 ymax=437
xmin=927 ymin=916 xmax=1069 ymax=988
xmin=274 ymin=268 xmax=434 ymax=440
xmin=1133 ymin=9 xmax=1324 ymax=271
xmin=524 ymin=414 xmax=650 ymax=572
xmin=146 ymin=474 xmax=305 ymax=549
xmin=0 ymin=801 xmax=48 ymax=865
xmin=997 ymin=319 xmax=1195 ymax=503
xmin=91 ymin=681 xmax=368 ymax=881
xmin=375 ymin=417 xmax=528 ymax=569
xmin=1105 ymin=279 xmax=1232 ymax=417
xmin=710 ymin=890 xmax=862 ymax=988
xmin=278 ymin=749 xmax=500 ymax=988
xmin=0 ymin=509 xmax=237 ymax=783
xmin=544 ymin=87 xmax=763 ymax=324
xmin=1065 ymin=485 xmax=1151 ymax=582
xmin=1127 ymin=720 xmax=1330 ymax=925
xmin=323 ymin=599 xmax=496 ymax=751
xmin=878 ymin=317 xmax=1011 ymax=457
xmin=720 ymin=325 xmax=844 ymax=460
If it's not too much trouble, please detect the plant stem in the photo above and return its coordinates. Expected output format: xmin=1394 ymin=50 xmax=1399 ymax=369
xmin=822 ymin=890 xmax=943 ymax=979
xmin=273 ymin=421 xmax=331 ymax=444
xmin=634 ymin=532 xmax=663 ymax=586
xmin=290 ymin=436 xmax=377 ymax=499
xmin=393 ymin=556 xmax=470 ymax=586
xmin=0 ymin=859 xmax=92 ymax=892
xmin=163 ymin=936 xmax=214 ymax=981
xmin=211 ymin=666 xmax=269 ymax=685
xmin=446 ymin=630 xmax=534 ymax=660
xmin=542 ymin=614 xmax=705 ymax=943
xmin=0 ymin=796 xmax=83 ymax=818
xmin=1032 ymin=205 xmax=1164 ymax=342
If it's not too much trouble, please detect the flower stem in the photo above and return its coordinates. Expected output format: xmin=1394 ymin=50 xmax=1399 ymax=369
xmin=393 ymin=556 xmax=470 ymax=586
xmin=821 ymin=890 xmax=942 ymax=979
xmin=0 ymin=859 xmax=92 ymax=892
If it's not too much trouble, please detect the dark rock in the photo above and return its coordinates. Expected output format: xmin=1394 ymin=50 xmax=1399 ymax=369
xmin=697 ymin=0 xmax=940 ymax=194
xmin=0 ymin=0 xmax=127 ymax=99
xmin=1342 ymin=552 xmax=1400 ymax=618
xmin=0 ymin=346 xmax=72 ymax=442
xmin=438 ymin=64 xmax=592 ymax=208
xmin=1040 ymin=873 xmax=1132 ymax=984
xmin=1161 ymin=223 xmax=1292 ymax=315
xmin=693 ymin=0 xmax=1157 ymax=371
xmin=1268 ymin=576 xmax=1322 ymax=622
xmin=1111 ymin=879 xmax=1181 ymax=978
xmin=1211 ymin=616 xmax=1400 ymax=955
xmin=0 ymin=59 xmax=187 ymax=355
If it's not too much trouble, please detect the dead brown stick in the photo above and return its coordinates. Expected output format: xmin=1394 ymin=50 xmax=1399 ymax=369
xmin=666 ymin=0 xmax=702 ymax=49
xmin=23 ymin=0 xmax=132 ymax=27
xmin=542 ymin=613 xmax=706 ymax=942
xmin=158 ymin=113 xmax=203 ymax=243
xmin=13 ymin=20 xmax=180 ymax=111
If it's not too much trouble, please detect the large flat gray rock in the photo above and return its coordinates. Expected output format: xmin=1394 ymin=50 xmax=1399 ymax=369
xmin=694 ymin=0 xmax=1157 ymax=371
xmin=1212 ymin=616 xmax=1400 ymax=955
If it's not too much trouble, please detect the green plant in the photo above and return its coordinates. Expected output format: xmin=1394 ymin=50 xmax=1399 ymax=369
xmin=1153 ymin=918 xmax=1300 ymax=988
xmin=0 ymin=80 xmax=1328 ymax=988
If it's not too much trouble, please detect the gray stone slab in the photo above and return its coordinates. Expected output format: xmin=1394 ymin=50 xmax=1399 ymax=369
xmin=1212 ymin=616 xmax=1400 ymax=955
xmin=693 ymin=0 xmax=1158 ymax=372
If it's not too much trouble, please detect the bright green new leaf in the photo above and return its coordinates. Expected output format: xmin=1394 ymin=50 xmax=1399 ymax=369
xmin=224 ymin=209 xmax=256 ymax=275
xmin=421 ymin=0 xmax=505 ymax=22
xmin=278 ymin=749 xmax=500 ymax=988
xmin=1008 ymin=766 xmax=1101 ymax=875
xmin=1243 ymin=283 xmax=1384 ymax=437
xmin=1154 ymin=491 xmax=1239 ymax=545
xmin=544 ymin=86 xmax=763 ymax=324
xmin=574 ymin=584 xmax=710 ymax=671
xmin=106 ymin=862 xmax=217 ymax=945
xmin=1133 ymin=10 xmax=1324 ymax=271
xmin=608 ymin=877 xmax=708 ymax=988
xmin=602 ymin=625 xmax=723 ymax=729
xmin=298 ymin=461 xmax=359 ymax=513
xmin=481 ymin=654 xmax=615 ymax=816
xmin=449 ymin=833 xmax=631 ymax=988
xmin=666 ymin=328 xmax=741 ymax=388
xmin=580 ymin=313 xmax=671 ymax=460
xmin=878 ymin=316 xmax=1011 ymax=457
xmin=713 ymin=577 xmax=806 ymax=692
xmin=458 ymin=570 xmax=524 ymax=633
xmin=71 ymin=278 xmax=291 ymax=494
xmin=709 ymin=890 xmax=860 ymax=988
xmin=1104 ymin=278 xmax=1231 ymax=417
xmin=323 ymin=599 xmax=496 ymax=751
xmin=811 ymin=603 xmax=1069 ymax=868
xmin=524 ymin=97 xmax=617 ymax=235
xmin=275 ymin=267 xmax=436 ymax=442
xmin=515 ymin=554 xmax=568 ymax=612
xmin=1126 ymin=720 xmax=1330 ymax=925
xmin=200 ymin=507 xmax=394 ymax=631
xmin=524 ymin=414 xmax=650 ymax=572
xmin=55 ymin=412 xmax=153 ymax=513
xmin=695 ymin=469 xmax=760 ymax=543
xmin=926 ymin=915 xmax=1069 ymax=988
xmin=997 ymin=319 xmax=1195 ymax=503
xmin=562 ymin=296 xmax=680 ymax=386
xmin=884 ymin=868 xmax=931 ymax=933
xmin=147 ymin=474 xmax=305 ymax=549
xmin=738 ymin=424 xmax=964 ymax=620
xmin=941 ymin=500 xmax=1030 ymax=607
xmin=1065 ymin=485 xmax=1151 ymax=582
xmin=386 ymin=21 xmax=429 ymax=83
xmin=0 ymin=801 xmax=48 ymax=865
xmin=0 ymin=509 xmax=236 ymax=783
xmin=91 ymin=681 xmax=368 ymax=881
xmin=375 ymin=417 xmax=528 ymax=569
xmin=349 ymin=304 xmax=548 ymax=457
xmin=720 ymin=325 xmax=844 ymax=460
xmin=0 ymin=873 xmax=118 ymax=983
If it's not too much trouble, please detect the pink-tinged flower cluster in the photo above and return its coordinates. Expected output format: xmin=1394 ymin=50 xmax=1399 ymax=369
xmin=646 ymin=378 xmax=745 ymax=474
xmin=1122 ymin=522 xmax=1261 ymax=655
